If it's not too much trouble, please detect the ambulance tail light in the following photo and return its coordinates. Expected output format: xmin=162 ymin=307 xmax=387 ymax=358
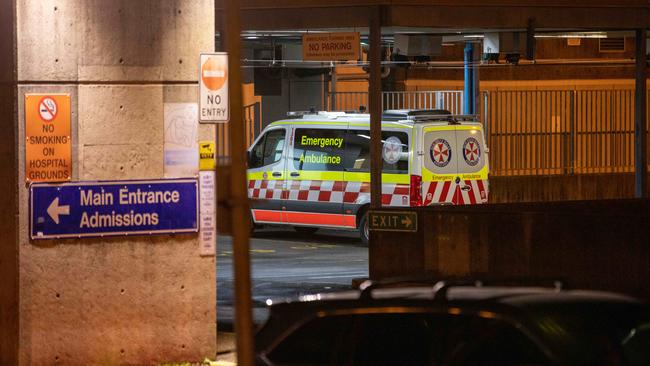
xmin=410 ymin=175 xmax=422 ymax=206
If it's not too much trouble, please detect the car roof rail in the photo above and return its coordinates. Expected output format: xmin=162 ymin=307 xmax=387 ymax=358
xmin=433 ymin=278 xmax=565 ymax=301
xmin=358 ymin=277 xmax=565 ymax=301
xmin=432 ymin=280 xmax=485 ymax=301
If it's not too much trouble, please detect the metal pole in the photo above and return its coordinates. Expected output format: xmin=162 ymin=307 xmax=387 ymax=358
xmin=464 ymin=42 xmax=475 ymax=115
xmin=635 ymin=29 xmax=647 ymax=198
xmin=369 ymin=6 xmax=382 ymax=208
xmin=570 ymin=90 xmax=575 ymax=175
xmin=213 ymin=0 xmax=223 ymax=357
xmin=473 ymin=44 xmax=481 ymax=115
xmin=330 ymin=66 xmax=337 ymax=111
xmin=483 ymin=91 xmax=489 ymax=138
xmin=224 ymin=0 xmax=254 ymax=364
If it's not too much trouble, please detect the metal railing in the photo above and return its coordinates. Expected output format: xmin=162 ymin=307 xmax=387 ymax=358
xmin=483 ymin=89 xmax=648 ymax=176
xmin=215 ymin=102 xmax=261 ymax=165
xmin=214 ymin=90 xmax=648 ymax=176
xmin=327 ymin=90 xmax=464 ymax=114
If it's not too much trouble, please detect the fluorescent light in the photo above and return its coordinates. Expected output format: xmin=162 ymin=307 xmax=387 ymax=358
xmin=535 ymin=32 xmax=607 ymax=39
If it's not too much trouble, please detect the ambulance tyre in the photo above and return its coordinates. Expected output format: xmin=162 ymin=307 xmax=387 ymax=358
xmin=294 ymin=226 xmax=319 ymax=234
xmin=359 ymin=210 xmax=369 ymax=246
xmin=250 ymin=215 xmax=260 ymax=236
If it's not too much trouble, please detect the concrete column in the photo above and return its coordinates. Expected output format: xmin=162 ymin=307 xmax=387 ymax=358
xmin=0 ymin=0 xmax=19 ymax=364
xmin=15 ymin=1 xmax=216 ymax=364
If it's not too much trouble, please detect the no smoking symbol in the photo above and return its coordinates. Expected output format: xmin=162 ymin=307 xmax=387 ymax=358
xmin=39 ymin=97 xmax=58 ymax=122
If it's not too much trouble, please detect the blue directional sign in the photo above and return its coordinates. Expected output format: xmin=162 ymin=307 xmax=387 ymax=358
xmin=30 ymin=179 xmax=199 ymax=239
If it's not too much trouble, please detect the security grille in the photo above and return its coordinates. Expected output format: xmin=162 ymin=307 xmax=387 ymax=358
xmin=598 ymin=37 xmax=625 ymax=52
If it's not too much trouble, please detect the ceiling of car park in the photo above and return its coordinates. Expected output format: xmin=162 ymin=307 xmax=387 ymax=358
xmin=226 ymin=1 xmax=650 ymax=31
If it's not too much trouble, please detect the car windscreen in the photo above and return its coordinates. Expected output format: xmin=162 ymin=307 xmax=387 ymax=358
xmin=529 ymin=302 xmax=650 ymax=366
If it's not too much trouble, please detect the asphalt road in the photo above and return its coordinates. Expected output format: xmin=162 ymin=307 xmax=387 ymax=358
xmin=217 ymin=227 xmax=368 ymax=329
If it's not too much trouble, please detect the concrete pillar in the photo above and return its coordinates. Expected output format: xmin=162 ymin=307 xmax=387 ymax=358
xmin=0 ymin=0 xmax=19 ymax=364
xmin=13 ymin=1 xmax=216 ymax=364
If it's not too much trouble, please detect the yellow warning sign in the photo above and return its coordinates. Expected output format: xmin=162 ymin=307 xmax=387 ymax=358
xmin=25 ymin=94 xmax=72 ymax=182
xmin=199 ymin=141 xmax=216 ymax=171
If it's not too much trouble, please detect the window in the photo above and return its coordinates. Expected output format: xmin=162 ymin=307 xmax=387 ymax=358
xmin=248 ymin=129 xmax=285 ymax=169
xmin=445 ymin=316 xmax=550 ymax=366
xmin=266 ymin=316 xmax=354 ymax=365
xmin=345 ymin=130 xmax=409 ymax=174
xmin=265 ymin=311 xmax=550 ymax=366
xmin=293 ymin=128 xmax=346 ymax=171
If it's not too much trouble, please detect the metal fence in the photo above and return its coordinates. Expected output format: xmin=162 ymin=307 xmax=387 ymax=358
xmin=327 ymin=90 xmax=464 ymax=114
xmin=215 ymin=102 xmax=261 ymax=165
xmin=483 ymin=89 xmax=647 ymax=176
xmin=215 ymin=90 xmax=648 ymax=176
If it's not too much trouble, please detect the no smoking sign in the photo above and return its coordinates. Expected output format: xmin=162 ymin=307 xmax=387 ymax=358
xmin=39 ymin=97 xmax=58 ymax=121
xmin=25 ymin=94 xmax=71 ymax=183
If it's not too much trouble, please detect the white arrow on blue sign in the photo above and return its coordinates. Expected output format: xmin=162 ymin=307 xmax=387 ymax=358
xmin=30 ymin=179 xmax=199 ymax=240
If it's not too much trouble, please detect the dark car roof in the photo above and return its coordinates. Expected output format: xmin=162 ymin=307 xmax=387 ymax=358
xmin=265 ymin=285 xmax=644 ymax=315
xmin=257 ymin=284 xmax=650 ymax=366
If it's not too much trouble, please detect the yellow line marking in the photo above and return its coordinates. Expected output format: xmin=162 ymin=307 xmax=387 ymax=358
xmin=291 ymin=244 xmax=337 ymax=250
xmin=218 ymin=249 xmax=276 ymax=256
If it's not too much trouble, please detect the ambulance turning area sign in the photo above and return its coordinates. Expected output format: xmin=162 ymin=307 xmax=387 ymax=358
xmin=30 ymin=179 xmax=198 ymax=239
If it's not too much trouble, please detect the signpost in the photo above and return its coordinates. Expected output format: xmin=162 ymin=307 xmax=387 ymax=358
xmin=30 ymin=179 xmax=198 ymax=239
xmin=368 ymin=210 xmax=418 ymax=232
xmin=199 ymin=53 xmax=229 ymax=123
xmin=25 ymin=94 xmax=71 ymax=182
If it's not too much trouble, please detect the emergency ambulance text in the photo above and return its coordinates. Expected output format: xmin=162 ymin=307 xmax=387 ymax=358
xmin=300 ymin=135 xmax=344 ymax=149
xmin=298 ymin=153 xmax=342 ymax=165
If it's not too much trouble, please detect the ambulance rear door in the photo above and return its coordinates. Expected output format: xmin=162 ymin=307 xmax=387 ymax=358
xmin=455 ymin=125 xmax=488 ymax=204
xmin=421 ymin=125 xmax=458 ymax=205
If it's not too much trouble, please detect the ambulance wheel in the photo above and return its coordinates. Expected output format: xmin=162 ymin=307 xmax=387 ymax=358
xmin=249 ymin=215 xmax=260 ymax=236
xmin=359 ymin=212 xmax=369 ymax=245
xmin=294 ymin=226 xmax=318 ymax=234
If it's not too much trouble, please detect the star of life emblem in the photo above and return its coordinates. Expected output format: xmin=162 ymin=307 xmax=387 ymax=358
xmin=382 ymin=136 xmax=402 ymax=164
xmin=430 ymin=138 xmax=452 ymax=168
xmin=463 ymin=137 xmax=481 ymax=166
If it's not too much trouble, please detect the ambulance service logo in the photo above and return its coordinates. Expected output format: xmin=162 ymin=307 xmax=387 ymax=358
xmin=430 ymin=138 xmax=452 ymax=168
xmin=462 ymin=137 xmax=481 ymax=166
xmin=382 ymin=136 xmax=402 ymax=165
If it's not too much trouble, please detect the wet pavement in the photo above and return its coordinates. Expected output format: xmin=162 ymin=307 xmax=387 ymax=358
xmin=216 ymin=227 xmax=368 ymax=328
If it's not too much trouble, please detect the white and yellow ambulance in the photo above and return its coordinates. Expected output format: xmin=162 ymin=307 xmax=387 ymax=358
xmin=246 ymin=109 xmax=489 ymax=243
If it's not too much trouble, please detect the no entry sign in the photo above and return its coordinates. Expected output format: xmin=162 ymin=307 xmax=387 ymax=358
xmin=25 ymin=94 xmax=72 ymax=183
xmin=199 ymin=53 xmax=229 ymax=123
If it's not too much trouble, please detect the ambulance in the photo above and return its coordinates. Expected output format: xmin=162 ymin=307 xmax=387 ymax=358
xmin=246 ymin=109 xmax=489 ymax=243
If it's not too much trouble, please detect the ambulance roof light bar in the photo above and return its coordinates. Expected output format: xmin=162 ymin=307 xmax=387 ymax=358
xmin=286 ymin=110 xmax=369 ymax=120
xmin=410 ymin=114 xmax=479 ymax=125
xmin=382 ymin=109 xmax=450 ymax=121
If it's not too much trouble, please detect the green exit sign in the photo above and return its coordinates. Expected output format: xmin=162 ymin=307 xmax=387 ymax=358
xmin=368 ymin=211 xmax=418 ymax=232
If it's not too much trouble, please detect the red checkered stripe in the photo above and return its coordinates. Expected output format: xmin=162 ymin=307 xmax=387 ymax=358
xmin=248 ymin=179 xmax=283 ymax=200
xmin=422 ymin=179 xmax=488 ymax=205
xmin=248 ymin=179 xmax=411 ymax=206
